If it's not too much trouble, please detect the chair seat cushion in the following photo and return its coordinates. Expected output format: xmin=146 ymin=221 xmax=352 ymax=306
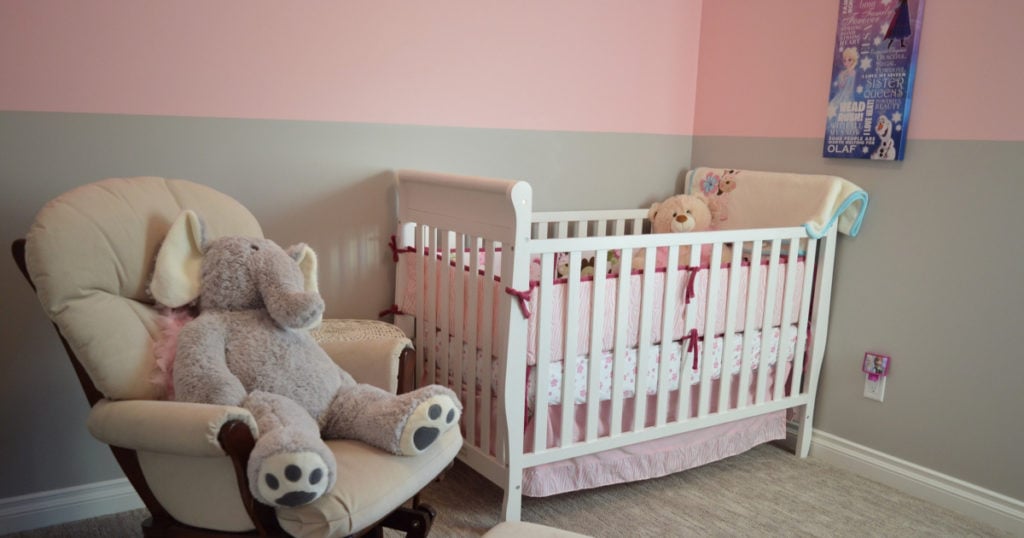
xmin=276 ymin=426 xmax=462 ymax=537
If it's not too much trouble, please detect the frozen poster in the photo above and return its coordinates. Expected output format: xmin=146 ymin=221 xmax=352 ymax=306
xmin=823 ymin=0 xmax=924 ymax=160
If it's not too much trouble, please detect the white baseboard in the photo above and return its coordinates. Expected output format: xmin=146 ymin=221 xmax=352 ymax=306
xmin=787 ymin=424 xmax=1024 ymax=536
xmin=0 ymin=478 xmax=144 ymax=535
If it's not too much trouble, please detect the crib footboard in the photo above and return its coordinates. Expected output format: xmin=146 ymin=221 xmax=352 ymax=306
xmin=393 ymin=170 xmax=839 ymax=522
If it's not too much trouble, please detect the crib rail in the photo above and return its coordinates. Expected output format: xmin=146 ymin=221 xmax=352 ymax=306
xmin=532 ymin=209 xmax=648 ymax=239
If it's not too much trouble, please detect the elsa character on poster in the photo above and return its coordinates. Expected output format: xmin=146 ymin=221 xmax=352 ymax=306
xmin=828 ymin=47 xmax=859 ymax=115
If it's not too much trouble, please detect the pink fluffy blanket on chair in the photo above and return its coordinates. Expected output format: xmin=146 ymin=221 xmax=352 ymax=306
xmin=151 ymin=307 xmax=196 ymax=400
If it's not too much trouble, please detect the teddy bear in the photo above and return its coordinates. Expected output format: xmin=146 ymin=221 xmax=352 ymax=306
xmin=148 ymin=210 xmax=462 ymax=509
xmin=631 ymin=194 xmax=730 ymax=270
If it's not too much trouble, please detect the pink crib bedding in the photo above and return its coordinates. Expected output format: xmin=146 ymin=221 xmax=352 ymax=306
xmin=397 ymin=250 xmax=806 ymax=367
xmin=430 ymin=325 xmax=799 ymax=411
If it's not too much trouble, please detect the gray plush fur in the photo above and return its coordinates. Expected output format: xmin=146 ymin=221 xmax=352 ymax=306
xmin=169 ymin=235 xmax=461 ymax=508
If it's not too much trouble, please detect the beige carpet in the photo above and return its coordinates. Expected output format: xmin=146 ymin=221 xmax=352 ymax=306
xmin=6 ymin=444 xmax=1010 ymax=537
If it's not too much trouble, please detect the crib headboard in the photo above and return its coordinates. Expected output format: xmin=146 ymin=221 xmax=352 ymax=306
xmin=395 ymin=169 xmax=532 ymax=245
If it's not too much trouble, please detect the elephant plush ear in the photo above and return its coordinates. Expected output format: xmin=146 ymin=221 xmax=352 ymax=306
xmin=151 ymin=210 xmax=205 ymax=307
xmin=288 ymin=243 xmax=319 ymax=295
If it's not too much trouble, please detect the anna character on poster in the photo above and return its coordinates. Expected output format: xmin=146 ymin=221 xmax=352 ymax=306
xmin=886 ymin=0 xmax=913 ymax=48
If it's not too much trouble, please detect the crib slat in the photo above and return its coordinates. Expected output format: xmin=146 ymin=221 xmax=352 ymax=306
xmin=791 ymin=238 xmax=818 ymax=396
xmin=414 ymin=225 xmax=427 ymax=387
xmin=480 ymin=239 xmax=497 ymax=457
xmin=655 ymin=246 xmax=679 ymax=427
xmin=737 ymin=239 xmax=763 ymax=409
xmin=452 ymin=233 xmax=467 ymax=415
xmin=699 ymin=243 xmax=724 ymax=418
xmin=425 ymin=226 xmax=439 ymax=386
xmin=556 ymin=221 xmax=568 ymax=239
xmin=586 ymin=250 xmax=608 ymax=442
xmin=632 ymin=218 xmax=645 ymax=235
xmin=532 ymin=252 xmax=556 ymax=453
xmin=438 ymin=231 xmax=452 ymax=392
xmin=610 ymin=247 xmax=633 ymax=437
xmin=560 ymin=251 xmax=582 ymax=447
xmin=719 ymin=240 xmax=744 ymax=414
xmin=774 ymin=237 xmax=801 ymax=401
xmin=676 ymin=242 xmax=701 ymax=422
xmin=464 ymin=235 xmax=480 ymax=448
xmin=756 ymin=239 xmax=782 ymax=405
xmin=633 ymin=246 xmax=658 ymax=431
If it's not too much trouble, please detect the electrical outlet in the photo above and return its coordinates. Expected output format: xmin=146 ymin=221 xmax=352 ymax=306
xmin=863 ymin=374 xmax=886 ymax=402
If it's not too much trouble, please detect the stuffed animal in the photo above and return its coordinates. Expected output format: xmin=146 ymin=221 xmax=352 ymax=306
xmin=631 ymin=194 xmax=729 ymax=269
xmin=555 ymin=250 xmax=623 ymax=278
xmin=149 ymin=210 xmax=461 ymax=509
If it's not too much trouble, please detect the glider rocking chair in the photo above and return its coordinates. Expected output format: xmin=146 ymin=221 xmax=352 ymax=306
xmin=13 ymin=176 xmax=462 ymax=537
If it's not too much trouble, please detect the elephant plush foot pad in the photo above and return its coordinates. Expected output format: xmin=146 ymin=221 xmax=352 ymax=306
xmin=398 ymin=394 xmax=460 ymax=455
xmin=256 ymin=451 xmax=330 ymax=507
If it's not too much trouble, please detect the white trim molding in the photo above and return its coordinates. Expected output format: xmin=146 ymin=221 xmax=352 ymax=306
xmin=791 ymin=425 xmax=1024 ymax=537
xmin=0 ymin=478 xmax=143 ymax=535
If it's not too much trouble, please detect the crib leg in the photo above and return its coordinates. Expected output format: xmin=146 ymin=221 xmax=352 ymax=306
xmin=501 ymin=477 xmax=523 ymax=522
xmin=796 ymin=404 xmax=815 ymax=458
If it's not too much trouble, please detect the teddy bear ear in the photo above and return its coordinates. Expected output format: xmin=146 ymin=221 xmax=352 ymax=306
xmin=287 ymin=243 xmax=319 ymax=295
xmin=647 ymin=201 xmax=661 ymax=221
xmin=151 ymin=210 xmax=205 ymax=307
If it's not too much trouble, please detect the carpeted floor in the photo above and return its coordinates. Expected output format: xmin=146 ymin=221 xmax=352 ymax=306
xmin=6 ymin=444 xmax=1010 ymax=537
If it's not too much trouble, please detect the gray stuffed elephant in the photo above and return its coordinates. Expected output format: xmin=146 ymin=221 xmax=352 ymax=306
xmin=149 ymin=210 xmax=461 ymax=508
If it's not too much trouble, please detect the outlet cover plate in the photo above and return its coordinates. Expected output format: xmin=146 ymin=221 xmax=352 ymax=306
xmin=864 ymin=374 xmax=886 ymax=402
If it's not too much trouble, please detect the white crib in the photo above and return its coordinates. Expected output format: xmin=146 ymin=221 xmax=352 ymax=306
xmin=391 ymin=169 xmax=843 ymax=522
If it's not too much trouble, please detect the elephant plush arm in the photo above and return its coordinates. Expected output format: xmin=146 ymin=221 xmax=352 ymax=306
xmin=174 ymin=315 xmax=247 ymax=406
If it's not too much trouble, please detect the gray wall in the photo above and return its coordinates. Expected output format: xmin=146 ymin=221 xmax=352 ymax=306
xmin=4 ymin=112 xmax=1021 ymax=507
xmin=0 ymin=111 xmax=691 ymax=499
xmin=692 ymin=136 xmax=1024 ymax=501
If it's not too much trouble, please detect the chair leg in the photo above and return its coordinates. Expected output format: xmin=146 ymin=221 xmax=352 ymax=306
xmin=377 ymin=503 xmax=437 ymax=538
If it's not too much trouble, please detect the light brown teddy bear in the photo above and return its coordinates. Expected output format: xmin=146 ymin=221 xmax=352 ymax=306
xmin=631 ymin=194 xmax=731 ymax=270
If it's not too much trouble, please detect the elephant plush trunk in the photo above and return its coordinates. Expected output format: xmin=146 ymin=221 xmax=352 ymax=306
xmin=257 ymin=250 xmax=325 ymax=330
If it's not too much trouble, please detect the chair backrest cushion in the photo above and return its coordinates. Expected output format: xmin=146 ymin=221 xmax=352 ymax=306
xmin=25 ymin=177 xmax=262 ymax=400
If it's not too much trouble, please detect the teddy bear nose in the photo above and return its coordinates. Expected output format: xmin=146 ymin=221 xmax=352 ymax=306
xmin=675 ymin=215 xmax=688 ymax=223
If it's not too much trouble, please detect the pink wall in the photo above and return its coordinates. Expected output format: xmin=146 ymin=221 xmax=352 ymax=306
xmin=694 ymin=0 xmax=1024 ymax=141
xmin=0 ymin=0 xmax=702 ymax=135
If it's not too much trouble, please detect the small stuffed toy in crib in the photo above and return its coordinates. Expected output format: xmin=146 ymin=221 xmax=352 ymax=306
xmin=149 ymin=210 xmax=462 ymax=509
xmin=632 ymin=194 xmax=731 ymax=270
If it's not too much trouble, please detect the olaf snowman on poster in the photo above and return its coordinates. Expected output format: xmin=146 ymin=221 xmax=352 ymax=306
xmin=823 ymin=0 xmax=925 ymax=161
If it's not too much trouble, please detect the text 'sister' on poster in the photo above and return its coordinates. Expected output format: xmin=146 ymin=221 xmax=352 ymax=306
xmin=823 ymin=0 xmax=924 ymax=161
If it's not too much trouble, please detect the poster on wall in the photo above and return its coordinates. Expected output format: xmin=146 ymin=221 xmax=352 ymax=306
xmin=823 ymin=0 xmax=924 ymax=160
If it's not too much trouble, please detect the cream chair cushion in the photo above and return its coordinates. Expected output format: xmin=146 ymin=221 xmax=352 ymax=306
xmin=277 ymin=427 xmax=462 ymax=537
xmin=25 ymin=177 xmax=262 ymax=400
